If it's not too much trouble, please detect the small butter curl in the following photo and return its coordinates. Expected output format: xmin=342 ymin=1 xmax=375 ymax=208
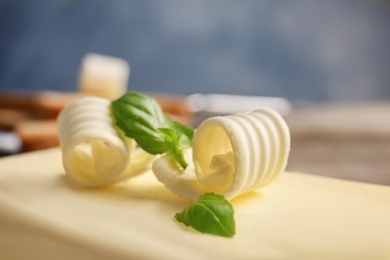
xmin=57 ymin=96 xmax=154 ymax=187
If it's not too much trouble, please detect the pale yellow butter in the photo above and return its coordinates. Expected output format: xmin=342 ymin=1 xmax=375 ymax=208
xmin=0 ymin=148 xmax=389 ymax=259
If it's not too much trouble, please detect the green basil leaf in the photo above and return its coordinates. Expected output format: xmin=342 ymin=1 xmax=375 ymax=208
xmin=111 ymin=92 xmax=193 ymax=168
xmin=175 ymin=193 xmax=235 ymax=238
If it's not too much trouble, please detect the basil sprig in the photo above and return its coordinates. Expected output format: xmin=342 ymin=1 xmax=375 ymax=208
xmin=112 ymin=93 xmax=235 ymax=238
xmin=111 ymin=92 xmax=193 ymax=169
xmin=175 ymin=193 xmax=236 ymax=238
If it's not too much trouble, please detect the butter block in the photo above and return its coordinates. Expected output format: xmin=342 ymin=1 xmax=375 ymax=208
xmin=0 ymin=148 xmax=389 ymax=259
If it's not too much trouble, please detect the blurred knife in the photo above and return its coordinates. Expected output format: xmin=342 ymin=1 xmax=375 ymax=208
xmin=185 ymin=93 xmax=291 ymax=126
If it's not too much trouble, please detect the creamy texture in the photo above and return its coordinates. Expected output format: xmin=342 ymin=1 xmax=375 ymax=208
xmin=1 ymin=148 xmax=390 ymax=260
xmin=153 ymin=108 xmax=290 ymax=201
xmin=57 ymin=96 xmax=154 ymax=187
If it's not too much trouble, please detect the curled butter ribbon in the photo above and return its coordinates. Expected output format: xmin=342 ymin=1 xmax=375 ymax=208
xmin=57 ymin=96 xmax=154 ymax=187
xmin=152 ymin=108 xmax=290 ymax=201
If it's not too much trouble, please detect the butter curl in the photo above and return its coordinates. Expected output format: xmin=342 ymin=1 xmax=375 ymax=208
xmin=152 ymin=108 xmax=290 ymax=201
xmin=57 ymin=96 xmax=154 ymax=187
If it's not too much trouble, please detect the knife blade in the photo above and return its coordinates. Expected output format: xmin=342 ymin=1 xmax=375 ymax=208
xmin=185 ymin=93 xmax=291 ymax=126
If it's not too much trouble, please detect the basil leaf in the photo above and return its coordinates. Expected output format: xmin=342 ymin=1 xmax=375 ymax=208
xmin=111 ymin=92 xmax=193 ymax=168
xmin=175 ymin=193 xmax=235 ymax=238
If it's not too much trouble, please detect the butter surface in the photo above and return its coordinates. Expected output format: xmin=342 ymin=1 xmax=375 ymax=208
xmin=1 ymin=148 xmax=390 ymax=259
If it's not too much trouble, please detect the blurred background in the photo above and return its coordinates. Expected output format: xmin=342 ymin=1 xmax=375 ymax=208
xmin=1 ymin=0 xmax=390 ymax=184
xmin=0 ymin=0 xmax=389 ymax=101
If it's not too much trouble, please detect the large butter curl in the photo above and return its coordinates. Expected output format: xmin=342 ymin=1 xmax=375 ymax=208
xmin=152 ymin=108 xmax=290 ymax=201
xmin=57 ymin=96 xmax=154 ymax=187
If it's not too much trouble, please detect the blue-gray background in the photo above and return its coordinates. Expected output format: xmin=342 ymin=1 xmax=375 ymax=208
xmin=0 ymin=0 xmax=389 ymax=101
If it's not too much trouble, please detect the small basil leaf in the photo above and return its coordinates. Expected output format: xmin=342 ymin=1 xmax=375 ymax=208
xmin=175 ymin=193 xmax=235 ymax=238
